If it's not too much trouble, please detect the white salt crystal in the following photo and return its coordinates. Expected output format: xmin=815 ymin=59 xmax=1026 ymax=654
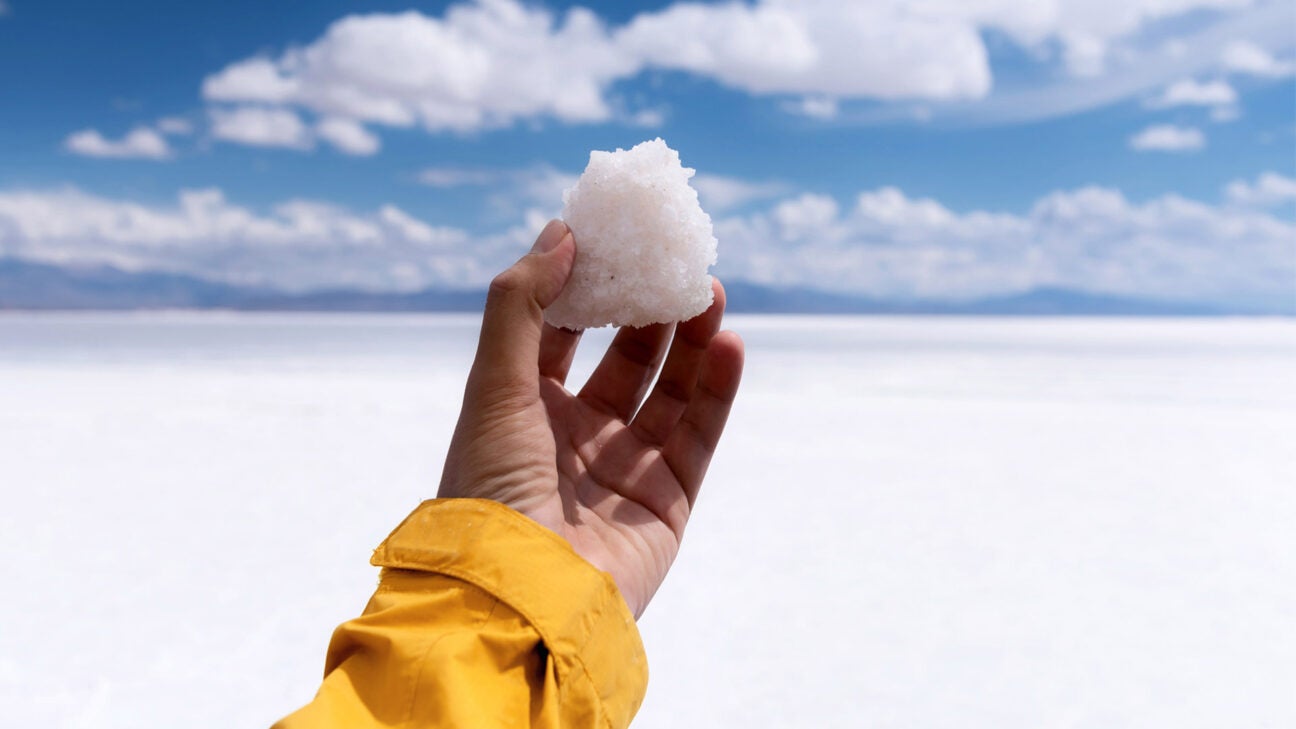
xmin=544 ymin=138 xmax=717 ymax=330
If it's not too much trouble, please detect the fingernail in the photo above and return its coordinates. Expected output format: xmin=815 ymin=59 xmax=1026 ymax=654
xmin=531 ymin=219 xmax=568 ymax=254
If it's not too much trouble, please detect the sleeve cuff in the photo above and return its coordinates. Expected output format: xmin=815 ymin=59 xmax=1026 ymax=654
xmin=370 ymin=498 xmax=648 ymax=727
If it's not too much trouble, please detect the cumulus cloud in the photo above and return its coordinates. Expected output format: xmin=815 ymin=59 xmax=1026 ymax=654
xmin=203 ymin=57 xmax=300 ymax=104
xmin=1225 ymin=171 xmax=1296 ymax=207
xmin=2 ymin=180 xmax=1290 ymax=308
xmin=315 ymin=117 xmax=380 ymax=155
xmin=617 ymin=1 xmax=992 ymax=100
xmin=209 ymin=107 xmax=312 ymax=150
xmin=1129 ymin=124 xmax=1205 ymax=151
xmin=197 ymin=0 xmax=1266 ymax=143
xmin=416 ymin=164 xmax=578 ymax=217
xmin=0 ymin=187 xmax=482 ymax=291
xmin=714 ymin=184 xmax=1295 ymax=307
xmin=692 ymin=174 xmax=790 ymax=212
xmin=1220 ymin=40 xmax=1296 ymax=77
xmin=63 ymin=127 xmax=172 ymax=160
xmin=202 ymin=3 xmax=635 ymax=133
xmin=619 ymin=0 xmax=1257 ymax=95
xmin=1146 ymin=78 xmax=1237 ymax=108
xmin=377 ymin=204 xmax=443 ymax=244
xmin=771 ymin=193 xmax=841 ymax=234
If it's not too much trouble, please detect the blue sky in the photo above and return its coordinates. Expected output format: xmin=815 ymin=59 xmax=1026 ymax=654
xmin=0 ymin=0 xmax=1293 ymax=306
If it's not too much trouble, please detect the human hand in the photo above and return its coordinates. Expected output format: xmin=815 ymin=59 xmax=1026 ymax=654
xmin=438 ymin=220 xmax=744 ymax=618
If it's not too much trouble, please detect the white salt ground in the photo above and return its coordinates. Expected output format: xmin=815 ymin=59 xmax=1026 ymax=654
xmin=545 ymin=138 xmax=716 ymax=330
xmin=0 ymin=313 xmax=1292 ymax=728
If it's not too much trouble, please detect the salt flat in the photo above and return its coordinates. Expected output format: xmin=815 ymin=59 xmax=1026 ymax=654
xmin=1 ymin=313 xmax=1293 ymax=728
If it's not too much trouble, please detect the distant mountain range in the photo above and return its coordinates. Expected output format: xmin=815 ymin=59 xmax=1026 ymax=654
xmin=1 ymin=258 xmax=1288 ymax=316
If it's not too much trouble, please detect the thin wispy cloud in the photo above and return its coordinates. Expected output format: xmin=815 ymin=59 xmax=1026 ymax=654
xmin=1225 ymin=171 xmax=1296 ymax=207
xmin=1129 ymin=124 xmax=1206 ymax=152
xmin=416 ymin=168 xmax=501 ymax=188
xmin=1220 ymin=39 xmax=1296 ymax=77
xmin=416 ymin=165 xmax=578 ymax=218
xmin=155 ymin=117 xmax=195 ymax=136
xmin=1146 ymin=79 xmax=1237 ymax=109
xmin=885 ymin=3 xmax=1292 ymax=127
xmin=692 ymin=175 xmax=791 ymax=212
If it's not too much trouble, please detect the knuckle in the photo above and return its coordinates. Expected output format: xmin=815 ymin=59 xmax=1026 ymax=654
xmin=488 ymin=268 xmax=526 ymax=298
xmin=655 ymin=377 xmax=693 ymax=404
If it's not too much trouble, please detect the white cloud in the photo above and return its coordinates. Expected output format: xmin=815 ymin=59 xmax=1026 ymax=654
xmin=1059 ymin=33 xmax=1109 ymax=78
xmin=907 ymin=0 xmax=1252 ymax=76
xmin=783 ymin=97 xmax=839 ymax=120
xmin=618 ymin=1 xmax=992 ymax=100
xmin=617 ymin=0 xmax=1251 ymax=98
xmin=209 ymin=107 xmax=312 ymax=150
xmin=1225 ymin=171 xmax=1296 ymax=207
xmin=156 ymin=117 xmax=194 ymax=135
xmin=415 ymin=164 xmax=578 ymax=216
xmin=692 ymin=175 xmax=790 ymax=212
xmin=772 ymin=193 xmax=840 ymax=233
xmin=197 ymin=0 xmax=1267 ymax=141
xmin=0 ymin=187 xmax=480 ymax=291
xmin=2 ymin=180 xmax=1291 ymax=307
xmin=512 ymin=166 xmax=580 ymax=209
xmin=378 ymin=204 xmax=452 ymax=245
xmin=626 ymin=108 xmax=666 ymax=128
xmin=714 ymin=184 xmax=1295 ymax=307
xmin=1220 ymin=40 xmax=1296 ymax=77
xmin=0 ymin=1 xmax=10 ymax=18
xmin=1043 ymin=0 xmax=1252 ymax=76
xmin=922 ymin=3 xmax=1289 ymax=126
xmin=1147 ymin=78 xmax=1237 ymax=108
xmin=63 ymin=127 xmax=172 ymax=160
xmin=203 ymin=57 xmax=300 ymax=104
xmin=315 ymin=117 xmax=380 ymax=156
xmin=202 ymin=3 xmax=635 ymax=133
xmin=1129 ymin=124 xmax=1205 ymax=151
xmin=1209 ymin=105 xmax=1241 ymax=122
xmin=416 ymin=167 xmax=499 ymax=188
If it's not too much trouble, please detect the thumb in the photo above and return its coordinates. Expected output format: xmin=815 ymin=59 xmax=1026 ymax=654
xmin=469 ymin=219 xmax=576 ymax=392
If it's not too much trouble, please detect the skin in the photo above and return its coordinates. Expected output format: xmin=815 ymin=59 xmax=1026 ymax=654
xmin=438 ymin=219 xmax=745 ymax=618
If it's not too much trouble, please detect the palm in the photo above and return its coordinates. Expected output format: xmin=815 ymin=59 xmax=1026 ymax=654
xmin=543 ymin=380 xmax=692 ymax=618
xmin=439 ymin=273 xmax=742 ymax=618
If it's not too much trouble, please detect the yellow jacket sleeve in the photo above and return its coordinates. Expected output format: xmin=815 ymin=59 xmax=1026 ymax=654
xmin=273 ymin=498 xmax=648 ymax=729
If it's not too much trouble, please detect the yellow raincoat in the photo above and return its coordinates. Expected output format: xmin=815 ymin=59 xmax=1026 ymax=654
xmin=274 ymin=498 xmax=648 ymax=728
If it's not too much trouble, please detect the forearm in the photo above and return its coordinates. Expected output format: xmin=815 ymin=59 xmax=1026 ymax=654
xmin=274 ymin=499 xmax=648 ymax=729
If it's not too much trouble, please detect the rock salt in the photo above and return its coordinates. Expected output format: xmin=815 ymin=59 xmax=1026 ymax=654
xmin=544 ymin=138 xmax=717 ymax=330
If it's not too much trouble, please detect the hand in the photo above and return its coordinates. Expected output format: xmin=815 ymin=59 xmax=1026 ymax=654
xmin=438 ymin=220 xmax=744 ymax=618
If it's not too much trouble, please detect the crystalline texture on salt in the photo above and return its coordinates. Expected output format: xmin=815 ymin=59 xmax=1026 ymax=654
xmin=543 ymin=138 xmax=717 ymax=330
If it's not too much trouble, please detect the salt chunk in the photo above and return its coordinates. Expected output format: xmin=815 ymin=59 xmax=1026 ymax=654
xmin=544 ymin=138 xmax=717 ymax=330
